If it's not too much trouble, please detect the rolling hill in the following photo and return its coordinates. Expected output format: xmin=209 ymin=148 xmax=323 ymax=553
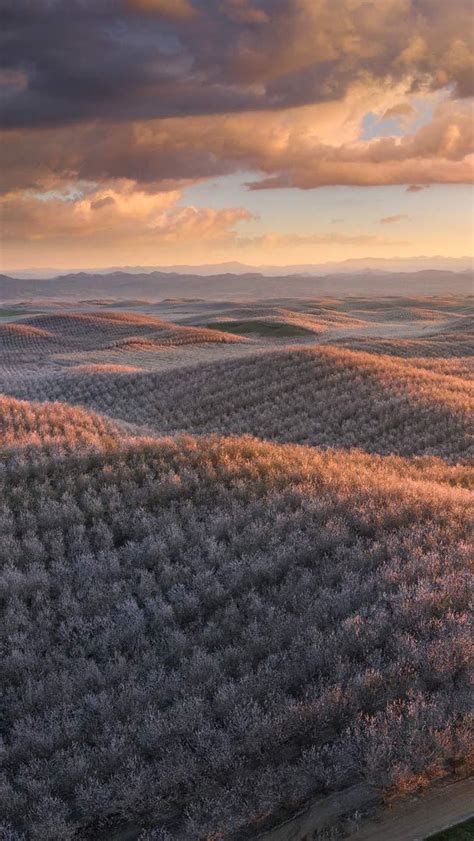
xmin=0 ymin=295 xmax=472 ymax=840
xmin=0 ymin=311 xmax=248 ymax=376
xmin=3 ymin=344 xmax=471 ymax=462
xmin=1 ymin=415 xmax=472 ymax=840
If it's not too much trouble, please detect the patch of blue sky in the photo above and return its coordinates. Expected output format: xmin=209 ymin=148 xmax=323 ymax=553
xmin=362 ymin=111 xmax=406 ymax=139
xmin=361 ymin=91 xmax=449 ymax=141
xmin=180 ymin=174 xmax=473 ymax=242
xmin=26 ymin=186 xmax=86 ymax=203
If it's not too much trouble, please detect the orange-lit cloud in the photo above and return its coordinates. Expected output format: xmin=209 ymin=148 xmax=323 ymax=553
xmin=2 ymin=90 xmax=472 ymax=195
xmin=247 ymin=99 xmax=474 ymax=189
xmin=406 ymin=185 xmax=429 ymax=193
xmin=221 ymin=0 xmax=269 ymax=24
xmin=1 ymin=185 xmax=413 ymax=268
xmin=1 ymin=0 xmax=473 ymax=267
xmin=127 ymin=0 xmax=198 ymax=19
xmin=236 ymin=231 xmax=410 ymax=249
xmin=1 ymin=184 xmax=252 ymax=247
xmin=379 ymin=215 xmax=410 ymax=224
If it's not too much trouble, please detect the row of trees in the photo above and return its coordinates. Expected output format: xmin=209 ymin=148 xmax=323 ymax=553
xmin=335 ymin=330 xmax=473 ymax=359
xmin=1 ymin=300 xmax=471 ymax=837
xmin=0 ymin=310 xmax=247 ymax=379
xmin=3 ymin=345 xmax=471 ymax=461
xmin=1 ymin=424 xmax=472 ymax=839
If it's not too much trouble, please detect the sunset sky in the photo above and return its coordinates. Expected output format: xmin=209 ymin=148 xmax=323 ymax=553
xmin=1 ymin=0 xmax=473 ymax=270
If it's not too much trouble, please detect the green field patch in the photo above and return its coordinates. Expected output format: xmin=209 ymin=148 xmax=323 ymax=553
xmin=0 ymin=309 xmax=42 ymax=317
xmin=207 ymin=319 xmax=314 ymax=337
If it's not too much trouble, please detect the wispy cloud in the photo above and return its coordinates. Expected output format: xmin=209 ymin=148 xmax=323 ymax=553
xmin=127 ymin=0 xmax=198 ymax=19
xmin=406 ymin=184 xmax=430 ymax=193
xmin=379 ymin=215 xmax=410 ymax=224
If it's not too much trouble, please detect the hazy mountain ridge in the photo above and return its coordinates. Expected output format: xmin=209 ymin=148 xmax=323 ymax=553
xmin=1 ymin=268 xmax=472 ymax=302
xmin=5 ymin=256 xmax=473 ymax=280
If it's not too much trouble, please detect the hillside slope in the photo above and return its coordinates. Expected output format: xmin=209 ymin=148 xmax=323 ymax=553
xmin=333 ymin=317 xmax=473 ymax=359
xmin=0 ymin=311 xmax=247 ymax=376
xmin=0 ymin=393 xmax=123 ymax=452
xmin=2 ymin=345 xmax=471 ymax=461
xmin=1 ymin=420 xmax=472 ymax=840
xmin=19 ymin=311 xmax=247 ymax=347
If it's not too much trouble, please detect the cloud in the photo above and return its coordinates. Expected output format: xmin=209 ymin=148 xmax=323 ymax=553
xmin=127 ymin=0 xmax=198 ymax=19
xmin=1 ymin=0 xmax=472 ymax=263
xmin=221 ymin=0 xmax=269 ymax=24
xmin=382 ymin=104 xmax=416 ymax=121
xmin=406 ymin=184 xmax=429 ymax=192
xmin=379 ymin=215 xmax=410 ymax=224
xmin=90 ymin=196 xmax=116 ymax=211
xmin=246 ymin=99 xmax=474 ymax=189
xmin=1 ymin=183 xmax=252 ymax=248
xmin=1 ymin=0 xmax=473 ymax=129
xmin=2 ymin=90 xmax=472 ymax=196
xmin=378 ymin=102 xmax=417 ymax=130
xmin=236 ymin=232 xmax=410 ymax=249
xmin=1 ymin=175 xmax=409 ymax=264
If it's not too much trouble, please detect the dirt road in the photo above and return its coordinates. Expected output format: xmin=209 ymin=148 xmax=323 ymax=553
xmin=255 ymin=777 xmax=473 ymax=841
xmin=349 ymin=778 xmax=474 ymax=841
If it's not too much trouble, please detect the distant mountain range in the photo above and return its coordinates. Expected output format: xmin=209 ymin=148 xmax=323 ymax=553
xmin=4 ymin=256 xmax=473 ymax=280
xmin=0 ymin=268 xmax=472 ymax=302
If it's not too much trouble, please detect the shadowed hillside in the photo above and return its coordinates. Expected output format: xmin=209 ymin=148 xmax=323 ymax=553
xmin=206 ymin=319 xmax=316 ymax=337
xmin=333 ymin=334 xmax=473 ymax=359
xmin=333 ymin=315 xmax=473 ymax=359
xmin=178 ymin=304 xmax=365 ymax=333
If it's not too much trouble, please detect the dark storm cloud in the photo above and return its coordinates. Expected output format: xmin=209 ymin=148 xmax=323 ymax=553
xmin=0 ymin=0 xmax=279 ymax=127
xmin=1 ymin=0 xmax=473 ymax=129
xmin=0 ymin=0 xmax=205 ymax=126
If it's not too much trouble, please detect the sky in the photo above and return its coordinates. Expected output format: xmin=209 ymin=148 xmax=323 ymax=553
xmin=0 ymin=0 xmax=473 ymax=271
